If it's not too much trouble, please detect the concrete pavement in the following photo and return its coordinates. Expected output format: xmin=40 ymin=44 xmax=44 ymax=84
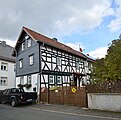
xmin=27 ymin=103 xmax=121 ymax=119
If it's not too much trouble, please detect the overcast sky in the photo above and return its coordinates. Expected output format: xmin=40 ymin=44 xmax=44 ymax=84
xmin=0 ymin=0 xmax=121 ymax=58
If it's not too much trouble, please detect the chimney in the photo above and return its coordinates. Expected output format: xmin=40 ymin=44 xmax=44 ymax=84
xmin=52 ymin=38 xmax=58 ymax=41
xmin=1 ymin=41 xmax=6 ymax=47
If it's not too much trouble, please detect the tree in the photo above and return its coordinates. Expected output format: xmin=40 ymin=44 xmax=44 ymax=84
xmin=92 ymin=37 xmax=121 ymax=82
xmin=92 ymin=58 xmax=108 ymax=83
xmin=105 ymin=39 xmax=121 ymax=81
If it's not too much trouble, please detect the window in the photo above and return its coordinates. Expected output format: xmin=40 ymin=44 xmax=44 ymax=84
xmin=57 ymin=76 xmax=61 ymax=84
xmin=1 ymin=62 xmax=8 ymax=71
xmin=0 ymin=77 xmax=7 ymax=86
xmin=88 ymin=62 xmax=91 ymax=69
xmin=19 ymin=59 xmax=23 ymax=68
xmin=25 ymin=35 xmax=29 ymax=40
xmin=49 ymin=75 xmax=54 ymax=84
xmin=76 ymin=62 xmax=80 ymax=69
xmin=57 ymin=57 xmax=61 ymax=66
xmin=14 ymin=64 xmax=16 ymax=71
xmin=20 ymin=76 xmax=24 ymax=85
xmin=27 ymin=38 xmax=32 ymax=47
xmin=27 ymin=75 xmax=31 ymax=84
xmin=22 ymin=42 xmax=25 ymax=51
xmin=29 ymin=54 xmax=34 ymax=65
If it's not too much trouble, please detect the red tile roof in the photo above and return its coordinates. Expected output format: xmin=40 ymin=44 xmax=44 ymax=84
xmin=14 ymin=27 xmax=94 ymax=62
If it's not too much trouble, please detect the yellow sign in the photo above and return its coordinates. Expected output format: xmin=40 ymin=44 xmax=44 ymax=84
xmin=49 ymin=86 xmax=58 ymax=91
xmin=71 ymin=87 xmax=76 ymax=93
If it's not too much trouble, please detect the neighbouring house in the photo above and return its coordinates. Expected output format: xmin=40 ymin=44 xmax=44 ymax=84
xmin=12 ymin=27 xmax=94 ymax=94
xmin=0 ymin=41 xmax=15 ymax=90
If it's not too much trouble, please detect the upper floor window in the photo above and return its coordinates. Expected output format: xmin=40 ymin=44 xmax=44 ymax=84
xmin=76 ymin=62 xmax=80 ymax=69
xmin=22 ymin=42 xmax=25 ymax=51
xmin=49 ymin=75 xmax=54 ymax=84
xmin=0 ymin=77 xmax=7 ymax=86
xmin=88 ymin=62 xmax=91 ymax=69
xmin=57 ymin=57 xmax=61 ymax=66
xmin=19 ymin=59 xmax=23 ymax=68
xmin=1 ymin=62 xmax=8 ymax=71
xmin=29 ymin=54 xmax=34 ymax=65
xmin=27 ymin=38 xmax=32 ymax=48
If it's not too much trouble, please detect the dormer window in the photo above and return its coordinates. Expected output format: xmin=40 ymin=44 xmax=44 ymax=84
xmin=27 ymin=38 xmax=32 ymax=47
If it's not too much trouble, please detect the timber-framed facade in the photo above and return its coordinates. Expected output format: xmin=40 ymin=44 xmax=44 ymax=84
xmin=13 ymin=27 xmax=94 ymax=97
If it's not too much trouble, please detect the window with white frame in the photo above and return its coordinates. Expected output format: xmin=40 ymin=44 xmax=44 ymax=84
xmin=0 ymin=77 xmax=7 ymax=86
xmin=1 ymin=62 xmax=8 ymax=71
xmin=29 ymin=54 xmax=34 ymax=65
xmin=22 ymin=42 xmax=25 ymax=51
xmin=25 ymin=35 xmax=29 ymax=40
xmin=49 ymin=75 xmax=54 ymax=84
xmin=19 ymin=59 xmax=23 ymax=68
xmin=27 ymin=38 xmax=32 ymax=47
xmin=57 ymin=57 xmax=61 ymax=66
xmin=20 ymin=76 xmax=24 ymax=85
xmin=57 ymin=76 xmax=61 ymax=84
xmin=27 ymin=75 xmax=31 ymax=84
xmin=76 ymin=62 xmax=80 ymax=69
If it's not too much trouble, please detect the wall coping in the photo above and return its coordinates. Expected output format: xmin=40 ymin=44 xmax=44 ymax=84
xmin=88 ymin=93 xmax=121 ymax=95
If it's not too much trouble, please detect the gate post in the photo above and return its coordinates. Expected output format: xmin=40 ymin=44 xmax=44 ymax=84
xmin=85 ymin=86 xmax=88 ymax=108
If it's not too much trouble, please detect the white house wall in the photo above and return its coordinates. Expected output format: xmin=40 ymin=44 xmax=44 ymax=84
xmin=16 ymin=73 xmax=38 ymax=92
xmin=0 ymin=60 xmax=15 ymax=90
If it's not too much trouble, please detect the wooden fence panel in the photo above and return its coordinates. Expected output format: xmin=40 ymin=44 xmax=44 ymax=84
xmin=40 ymin=86 xmax=87 ymax=107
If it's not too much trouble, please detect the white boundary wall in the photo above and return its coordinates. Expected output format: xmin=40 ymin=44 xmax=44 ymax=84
xmin=88 ymin=93 xmax=121 ymax=111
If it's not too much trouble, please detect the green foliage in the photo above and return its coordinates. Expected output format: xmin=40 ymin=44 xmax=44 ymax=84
xmin=17 ymin=84 xmax=24 ymax=88
xmin=92 ymin=38 xmax=121 ymax=82
xmin=24 ymin=83 xmax=32 ymax=89
xmin=17 ymin=83 xmax=32 ymax=89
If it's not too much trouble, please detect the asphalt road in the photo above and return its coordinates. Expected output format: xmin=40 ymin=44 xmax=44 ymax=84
xmin=0 ymin=104 xmax=120 ymax=120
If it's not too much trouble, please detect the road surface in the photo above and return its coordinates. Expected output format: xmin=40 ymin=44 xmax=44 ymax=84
xmin=0 ymin=104 xmax=120 ymax=120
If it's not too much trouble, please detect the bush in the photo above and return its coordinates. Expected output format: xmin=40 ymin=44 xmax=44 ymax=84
xmin=24 ymin=83 xmax=32 ymax=89
xmin=17 ymin=84 xmax=24 ymax=88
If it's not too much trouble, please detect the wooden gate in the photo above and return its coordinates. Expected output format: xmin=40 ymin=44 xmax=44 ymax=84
xmin=40 ymin=86 xmax=87 ymax=107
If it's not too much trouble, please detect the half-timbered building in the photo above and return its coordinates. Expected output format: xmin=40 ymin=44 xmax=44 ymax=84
xmin=13 ymin=27 xmax=94 ymax=94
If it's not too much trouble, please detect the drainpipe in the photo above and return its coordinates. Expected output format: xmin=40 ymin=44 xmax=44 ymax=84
xmin=14 ymin=48 xmax=17 ymax=88
xmin=37 ymin=42 xmax=42 ymax=103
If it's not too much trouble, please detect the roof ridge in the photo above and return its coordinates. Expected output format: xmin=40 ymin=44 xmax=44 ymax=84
xmin=23 ymin=26 xmax=51 ymax=40
xmin=21 ymin=27 xmax=94 ymax=62
xmin=23 ymin=27 xmax=74 ymax=50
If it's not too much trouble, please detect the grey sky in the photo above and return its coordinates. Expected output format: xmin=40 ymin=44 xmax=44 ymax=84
xmin=0 ymin=0 xmax=113 ymax=41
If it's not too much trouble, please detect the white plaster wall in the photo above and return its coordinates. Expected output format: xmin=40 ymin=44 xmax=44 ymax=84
xmin=24 ymin=74 xmax=38 ymax=92
xmin=88 ymin=93 xmax=121 ymax=111
xmin=0 ymin=60 xmax=15 ymax=90
xmin=16 ymin=77 xmax=20 ymax=88
xmin=16 ymin=74 xmax=38 ymax=92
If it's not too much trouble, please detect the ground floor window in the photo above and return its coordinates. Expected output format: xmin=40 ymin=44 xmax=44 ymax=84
xmin=27 ymin=75 xmax=31 ymax=84
xmin=49 ymin=75 xmax=54 ymax=84
xmin=20 ymin=76 xmax=24 ymax=85
xmin=0 ymin=77 xmax=7 ymax=86
xmin=57 ymin=76 xmax=61 ymax=84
